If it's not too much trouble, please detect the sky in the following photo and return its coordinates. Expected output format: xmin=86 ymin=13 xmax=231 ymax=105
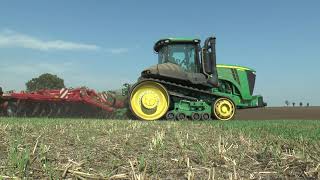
xmin=0 ymin=0 xmax=319 ymax=106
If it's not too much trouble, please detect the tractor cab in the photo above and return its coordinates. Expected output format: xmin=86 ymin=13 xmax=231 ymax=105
xmin=141 ymin=37 xmax=219 ymax=88
xmin=155 ymin=38 xmax=201 ymax=73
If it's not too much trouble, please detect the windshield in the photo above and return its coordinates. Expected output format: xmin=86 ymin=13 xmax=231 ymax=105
xmin=158 ymin=44 xmax=198 ymax=73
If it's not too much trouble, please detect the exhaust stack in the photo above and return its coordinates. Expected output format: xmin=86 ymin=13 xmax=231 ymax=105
xmin=203 ymin=36 xmax=219 ymax=87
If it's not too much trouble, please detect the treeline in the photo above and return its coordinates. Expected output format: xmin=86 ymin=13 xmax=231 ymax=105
xmin=285 ymin=100 xmax=310 ymax=107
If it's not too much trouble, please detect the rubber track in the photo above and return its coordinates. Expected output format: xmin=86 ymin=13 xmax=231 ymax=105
xmin=139 ymin=78 xmax=217 ymax=101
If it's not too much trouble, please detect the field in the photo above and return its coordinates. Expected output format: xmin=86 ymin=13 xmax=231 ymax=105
xmin=0 ymin=117 xmax=320 ymax=179
xmin=236 ymin=107 xmax=320 ymax=120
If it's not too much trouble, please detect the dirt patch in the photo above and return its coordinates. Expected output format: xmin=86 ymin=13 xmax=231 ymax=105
xmin=235 ymin=107 xmax=320 ymax=120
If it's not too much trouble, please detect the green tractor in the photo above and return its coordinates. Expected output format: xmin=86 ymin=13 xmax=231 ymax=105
xmin=128 ymin=36 xmax=266 ymax=121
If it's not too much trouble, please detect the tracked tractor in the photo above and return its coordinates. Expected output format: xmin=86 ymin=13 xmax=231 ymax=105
xmin=0 ymin=36 xmax=265 ymax=120
xmin=128 ymin=36 xmax=266 ymax=121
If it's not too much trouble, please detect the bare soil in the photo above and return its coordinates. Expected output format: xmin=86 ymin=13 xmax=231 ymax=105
xmin=235 ymin=107 xmax=320 ymax=120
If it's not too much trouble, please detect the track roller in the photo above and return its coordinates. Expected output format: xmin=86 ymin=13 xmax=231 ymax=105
xmin=201 ymin=113 xmax=211 ymax=120
xmin=176 ymin=112 xmax=186 ymax=121
xmin=191 ymin=112 xmax=201 ymax=120
xmin=166 ymin=112 xmax=176 ymax=120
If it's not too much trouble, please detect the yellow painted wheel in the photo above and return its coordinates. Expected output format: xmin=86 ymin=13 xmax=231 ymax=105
xmin=213 ymin=98 xmax=235 ymax=121
xmin=129 ymin=81 xmax=170 ymax=121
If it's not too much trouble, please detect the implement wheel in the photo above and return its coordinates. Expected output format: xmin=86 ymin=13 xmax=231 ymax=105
xmin=213 ymin=98 xmax=235 ymax=121
xmin=129 ymin=81 xmax=170 ymax=121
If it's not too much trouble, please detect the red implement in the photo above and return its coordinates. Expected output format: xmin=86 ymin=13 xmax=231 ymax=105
xmin=0 ymin=87 xmax=125 ymax=118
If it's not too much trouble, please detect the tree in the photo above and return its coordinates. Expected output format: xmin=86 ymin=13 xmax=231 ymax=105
xmin=307 ymin=103 xmax=310 ymax=107
xmin=299 ymin=102 xmax=303 ymax=107
xmin=292 ymin=102 xmax=295 ymax=107
xmin=285 ymin=100 xmax=290 ymax=106
xmin=26 ymin=73 xmax=65 ymax=92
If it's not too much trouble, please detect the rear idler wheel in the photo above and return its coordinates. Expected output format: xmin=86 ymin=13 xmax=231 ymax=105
xmin=213 ymin=98 xmax=236 ymax=121
xmin=129 ymin=81 xmax=170 ymax=121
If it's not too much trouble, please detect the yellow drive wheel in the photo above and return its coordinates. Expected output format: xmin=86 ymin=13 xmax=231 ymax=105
xmin=129 ymin=81 xmax=170 ymax=121
xmin=213 ymin=98 xmax=235 ymax=121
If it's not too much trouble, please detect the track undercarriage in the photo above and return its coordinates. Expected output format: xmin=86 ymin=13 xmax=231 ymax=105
xmin=128 ymin=78 xmax=236 ymax=121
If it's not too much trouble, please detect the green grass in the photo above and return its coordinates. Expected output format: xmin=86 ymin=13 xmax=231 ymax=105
xmin=216 ymin=120 xmax=320 ymax=140
xmin=0 ymin=118 xmax=319 ymax=179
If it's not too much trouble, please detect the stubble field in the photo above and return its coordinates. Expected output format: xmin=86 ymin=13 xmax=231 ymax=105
xmin=0 ymin=117 xmax=319 ymax=179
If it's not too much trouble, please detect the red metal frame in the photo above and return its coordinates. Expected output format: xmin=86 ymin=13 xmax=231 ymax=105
xmin=0 ymin=88 xmax=125 ymax=113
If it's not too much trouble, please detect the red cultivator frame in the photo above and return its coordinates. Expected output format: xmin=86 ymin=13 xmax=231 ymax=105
xmin=0 ymin=87 xmax=125 ymax=118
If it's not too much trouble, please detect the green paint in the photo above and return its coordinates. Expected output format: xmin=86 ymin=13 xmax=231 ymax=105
xmin=215 ymin=65 xmax=264 ymax=108
xmin=172 ymin=100 xmax=211 ymax=117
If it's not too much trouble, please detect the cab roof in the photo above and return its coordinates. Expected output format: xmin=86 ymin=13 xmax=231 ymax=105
xmin=154 ymin=37 xmax=200 ymax=52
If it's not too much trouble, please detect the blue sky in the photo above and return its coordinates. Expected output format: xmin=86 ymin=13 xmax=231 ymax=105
xmin=0 ymin=0 xmax=319 ymax=106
